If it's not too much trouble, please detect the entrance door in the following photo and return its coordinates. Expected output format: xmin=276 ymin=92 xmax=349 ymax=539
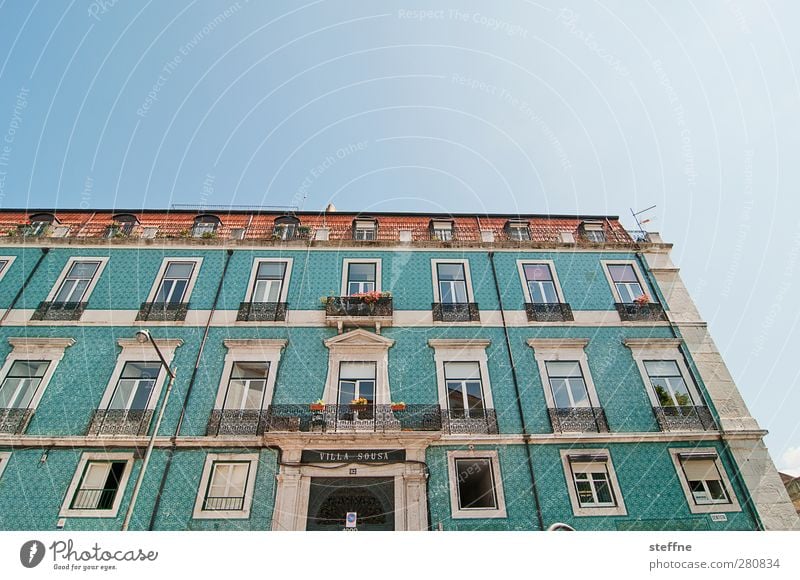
xmin=306 ymin=477 xmax=395 ymax=531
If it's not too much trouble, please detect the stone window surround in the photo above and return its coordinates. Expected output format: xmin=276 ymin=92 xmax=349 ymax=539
xmin=321 ymin=329 xmax=395 ymax=405
xmin=243 ymin=258 xmax=293 ymax=303
xmin=623 ymin=338 xmax=703 ymax=408
xmin=600 ymin=259 xmax=649 ymax=304
xmin=59 ymin=452 xmax=135 ymax=518
xmin=212 ymin=339 xmax=287 ymax=410
xmin=428 ymin=339 xmax=494 ymax=411
xmin=192 ymin=452 xmax=260 ymax=520
xmin=144 ymin=257 xmax=203 ymax=303
xmin=0 ymin=256 xmax=16 ymax=283
xmin=96 ymin=338 xmax=182 ymax=412
xmin=44 ymin=256 xmax=110 ymax=303
xmin=527 ymin=338 xmax=601 ymax=410
xmin=0 ymin=451 xmax=10 ymax=480
xmin=669 ymin=448 xmax=742 ymax=514
xmin=447 ymin=449 xmax=507 ymax=519
xmin=560 ymin=448 xmax=627 ymax=517
xmin=340 ymin=258 xmax=382 ymax=295
xmin=430 ymin=258 xmax=475 ymax=303
xmin=0 ymin=337 xmax=75 ymax=411
xmin=516 ymin=259 xmax=566 ymax=304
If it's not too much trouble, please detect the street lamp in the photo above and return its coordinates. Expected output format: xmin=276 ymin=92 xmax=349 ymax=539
xmin=122 ymin=329 xmax=176 ymax=531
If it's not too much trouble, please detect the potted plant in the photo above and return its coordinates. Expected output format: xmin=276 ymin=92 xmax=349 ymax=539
xmin=390 ymin=401 xmax=406 ymax=412
xmin=350 ymin=397 xmax=369 ymax=409
xmin=309 ymin=399 xmax=325 ymax=412
xmin=634 ymin=293 xmax=650 ymax=305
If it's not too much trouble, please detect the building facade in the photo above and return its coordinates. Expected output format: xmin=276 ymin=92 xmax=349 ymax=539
xmin=0 ymin=208 xmax=796 ymax=531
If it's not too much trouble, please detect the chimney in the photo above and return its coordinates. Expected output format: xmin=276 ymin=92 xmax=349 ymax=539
xmin=325 ymin=203 xmax=337 ymax=212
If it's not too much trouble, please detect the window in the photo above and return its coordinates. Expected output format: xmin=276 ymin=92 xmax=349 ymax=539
xmin=644 ymin=361 xmax=693 ymax=407
xmin=107 ymin=214 xmax=138 ymax=237
xmin=60 ymin=453 xmax=134 ymax=517
xmin=560 ymin=450 xmax=627 ymax=516
xmin=444 ymin=362 xmax=484 ymax=419
xmin=436 ymin=263 xmax=468 ymax=303
xmin=154 ymin=261 xmax=195 ymax=303
xmin=338 ymin=362 xmax=376 ymax=419
xmin=222 ymin=362 xmax=270 ymax=410
xmin=26 ymin=213 xmax=56 ymax=236
xmin=346 ymin=262 xmax=377 ymax=295
xmin=193 ymin=453 xmax=258 ymax=519
xmin=431 ymin=220 xmax=454 ymax=241
xmin=353 ymin=219 xmax=377 ymax=241
xmin=604 ymin=262 xmax=646 ymax=303
xmin=580 ymin=220 xmax=606 ymax=242
xmin=250 ymin=261 xmax=287 ymax=303
xmin=322 ymin=329 xmax=394 ymax=407
xmin=546 ymin=361 xmax=590 ymax=408
xmin=0 ymin=452 xmax=10 ymax=480
xmin=447 ymin=450 xmax=507 ymax=518
xmin=192 ymin=215 xmax=220 ymax=237
xmin=519 ymin=262 xmax=560 ymax=304
xmin=0 ymin=360 xmax=49 ymax=409
xmin=52 ymin=260 xmax=102 ymax=304
xmin=273 ymin=216 xmax=301 ymax=240
xmin=506 ymin=220 xmax=531 ymax=241
xmin=106 ymin=362 xmax=161 ymax=410
xmin=670 ymin=449 xmax=741 ymax=514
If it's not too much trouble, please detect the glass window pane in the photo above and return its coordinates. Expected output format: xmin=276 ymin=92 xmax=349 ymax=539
xmin=231 ymin=362 xmax=269 ymax=379
xmin=444 ymin=362 xmax=480 ymax=380
xmin=566 ymin=378 xmax=590 ymax=406
xmin=348 ymin=263 xmax=376 ymax=282
xmin=550 ymin=378 xmax=572 ymax=408
xmin=357 ymin=380 xmax=375 ymax=400
xmin=129 ymin=380 xmax=155 ymax=410
xmin=545 ymin=361 xmax=582 ymax=378
xmin=8 ymin=360 xmax=48 ymax=378
xmin=243 ymin=382 xmax=265 ymax=409
xmin=465 ymin=381 xmax=484 ymax=412
xmin=437 ymin=263 xmax=465 ymax=281
xmin=524 ymin=264 xmax=552 ymax=281
xmin=593 ymin=474 xmax=613 ymax=504
xmin=253 ymin=279 xmax=281 ymax=302
xmin=644 ymin=360 xmax=681 ymax=377
xmin=455 ymin=458 xmax=497 ymax=509
xmin=256 ymin=262 xmax=286 ymax=279
xmin=706 ymin=480 xmax=728 ymax=502
xmin=224 ymin=380 xmax=247 ymax=409
xmin=608 ymin=264 xmax=637 ymax=282
xmin=339 ymin=362 xmax=376 ymax=380
xmin=68 ymin=261 xmax=100 ymax=279
xmin=337 ymin=381 xmax=356 ymax=405
xmin=165 ymin=262 xmax=194 ymax=279
xmin=447 ymin=382 xmax=465 ymax=415
xmin=121 ymin=362 xmax=161 ymax=379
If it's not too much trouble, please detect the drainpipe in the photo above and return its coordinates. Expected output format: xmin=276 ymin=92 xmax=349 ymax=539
xmin=487 ymin=251 xmax=545 ymax=531
xmin=148 ymin=248 xmax=234 ymax=530
xmin=633 ymin=251 xmax=764 ymax=530
xmin=0 ymin=247 xmax=49 ymax=326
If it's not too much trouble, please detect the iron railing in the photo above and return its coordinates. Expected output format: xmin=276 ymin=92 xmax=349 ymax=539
xmin=31 ymin=301 xmax=87 ymax=321
xmin=206 ymin=409 xmax=271 ymax=436
xmin=0 ymin=408 xmax=33 ymax=434
xmin=324 ymin=296 xmax=393 ymax=318
xmin=86 ymin=409 xmax=154 ymax=436
xmin=236 ymin=301 xmax=288 ymax=322
xmin=270 ymin=226 xmax=311 ymax=241
xmin=203 ymin=496 xmax=245 ymax=511
xmin=432 ymin=302 xmax=480 ymax=322
xmin=548 ymin=407 xmax=609 ymax=433
xmin=442 ymin=409 xmax=498 ymax=434
xmin=653 ymin=406 xmax=716 ymax=431
xmin=615 ymin=302 xmax=667 ymax=322
xmin=136 ymin=301 xmax=189 ymax=321
xmin=70 ymin=488 xmax=119 ymax=510
xmin=525 ymin=302 xmax=574 ymax=322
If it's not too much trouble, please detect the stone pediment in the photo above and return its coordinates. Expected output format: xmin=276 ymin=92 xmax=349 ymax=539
xmin=324 ymin=328 xmax=394 ymax=349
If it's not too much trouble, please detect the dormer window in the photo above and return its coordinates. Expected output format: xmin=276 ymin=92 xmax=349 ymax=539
xmin=579 ymin=220 xmax=605 ymax=243
xmin=192 ymin=215 xmax=220 ymax=238
xmin=505 ymin=220 xmax=531 ymax=241
xmin=272 ymin=216 xmax=300 ymax=240
xmin=431 ymin=220 xmax=454 ymax=242
xmin=107 ymin=214 xmax=139 ymax=238
xmin=26 ymin=213 xmax=57 ymax=237
xmin=353 ymin=219 xmax=377 ymax=241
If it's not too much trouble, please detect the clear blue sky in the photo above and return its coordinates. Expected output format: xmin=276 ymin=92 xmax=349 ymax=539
xmin=0 ymin=1 xmax=798 ymax=473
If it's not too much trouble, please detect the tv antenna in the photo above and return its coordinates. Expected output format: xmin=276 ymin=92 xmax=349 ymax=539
xmin=630 ymin=205 xmax=656 ymax=242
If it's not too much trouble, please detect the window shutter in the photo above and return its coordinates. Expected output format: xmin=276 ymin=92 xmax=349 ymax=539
xmin=682 ymin=458 xmax=719 ymax=481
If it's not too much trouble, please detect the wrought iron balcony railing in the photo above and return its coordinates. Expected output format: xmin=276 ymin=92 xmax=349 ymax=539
xmin=203 ymin=495 xmax=245 ymax=511
xmin=548 ymin=406 xmax=609 ymax=433
xmin=442 ymin=409 xmax=498 ymax=434
xmin=615 ymin=302 xmax=667 ymax=322
xmin=653 ymin=406 xmax=716 ymax=431
xmin=70 ymin=488 xmax=118 ymax=510
xmin=236 ymin=301 xmax=288 ymax=322
xmin=0 ymin=408 xmax=34 ymax=434
xmin=525 ymin=302 xmax=574 ymax=322
xmin=86 ymin=409 xmax=154 ymax=436
xmin=325 ymin=296 xmax=393 ymax=318
xmin=136 ymin=301 xmax=189 ymax=321
xmin=31 ymin=301 xmax=87 ymax=321
xmin=206 ymin=409 xmax=271 ymax=436
xmin=432 ymin=302 xmax=480 ymax=323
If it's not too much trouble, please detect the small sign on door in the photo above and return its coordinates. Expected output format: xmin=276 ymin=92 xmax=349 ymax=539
xmin=345 ymin=512 xmax=358 ymax=529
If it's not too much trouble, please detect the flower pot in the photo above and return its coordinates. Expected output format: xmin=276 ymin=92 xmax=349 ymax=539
xmin=309 ymin=404 xmax=325 ymax=412
xmin=391 ymin=405 xmax=406 ymax=412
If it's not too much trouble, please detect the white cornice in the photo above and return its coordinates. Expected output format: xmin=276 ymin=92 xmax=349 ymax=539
xmin=623 ymin=338 xmax=683 ymax=349
xmin=117 ymin=338 xmax=184 ymax=350
xmin=223 ymin=339 xmax=288 ymax=351
xmin=7 ymin=337 xmax=76 ymax=350
xmin=526 ymin=338 xmax=589 ymax=349
xmin=427 ymin=338 xmax=491 ymax=350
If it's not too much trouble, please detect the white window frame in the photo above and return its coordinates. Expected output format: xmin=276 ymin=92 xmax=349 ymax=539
xmin=0 ymin=256 xmax=16 ymax=283
xmin=59 ymin=452 xmax=135 ymax=518
xmin=506 ymin=221 xmax=531 ymax=240
xmin=145 ymin=257 xmax=203 ymax=303
xmin=431 ymin=220 xmax=454 ymax=241
xmin=322 ymin=329 xmax=394 ymax=405
xmin=601 ymin=260 xmax=649 ymax=304
xmin=431 ymin=259 xmax=474 ymax=304
xmin=0 ymin=452 xmax=10 ymax=480
xmin=527 ymin=339 xmax=601 ymax=411
xmin=243 ymin=258 xmax=293 ymax=303
xmin=96 ymin=338 xmax=182 ymax=412
xmin=341 ymin=258 xmax=382 ymax=296
xmin=44 ymin=257 xmax=109 ymax=304
xmin=516 ymin=259 xmax=566 ymax=304
xmin=447 ymin=449 xmax=507 ymax=519
xmin=428 ymin=339 xmax=494 ymax=411
xmin=193 ymin=452 xmax=259 ymax=519
xmin=560 ymin=449 xmax=627 ymax=516
xmin=212 ymin=339 xmax=286 ymax=410
xmin=0 ymin=338 xmax=74 ymax=411
xmin=353 ymin=220 xmax=377 ymax=241
xmin=624 ymin=339 xmax=704 ymax=409
xmin=669 ymin=448 xmax=741 ymax=514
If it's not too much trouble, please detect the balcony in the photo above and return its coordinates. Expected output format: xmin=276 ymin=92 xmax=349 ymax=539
xmin=431 ymin=302 xmax=480 ymax=323
xmin=525 ymin=302 xmax=574 ymax=322
xmin=237 ymin=301 xmax=288 ymax=322
xmin=653 ymin=406 xmax=716 ymax=431
xmin=86 ymin=409 xmax=154 ymax=436
xmin=324 ymin=295 xmax=393 ymax=331
xmin=442 ymin=409 xmax=498 ymax=434
xmin=206 ymin=409 xmax=271 ymax=436
xmin=0 ymin=408 xmax=34 ymax=434
xmin=136 ymin=301 xmax=189 ymax=322
xmin=548 ymin=407 xmax=609 ymax=433
xmin=615 ymin=302 xmax=667 ymax=322
xmin=31 ymin=301 xmax=87 ymax=321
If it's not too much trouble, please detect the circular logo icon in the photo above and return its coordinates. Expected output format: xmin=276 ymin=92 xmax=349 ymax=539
xmin=20 ymin=540 xmax=46 ymax=568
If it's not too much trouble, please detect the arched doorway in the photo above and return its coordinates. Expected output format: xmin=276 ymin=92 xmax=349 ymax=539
xmin=306 ymin=477 xmax=395 ymax=531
